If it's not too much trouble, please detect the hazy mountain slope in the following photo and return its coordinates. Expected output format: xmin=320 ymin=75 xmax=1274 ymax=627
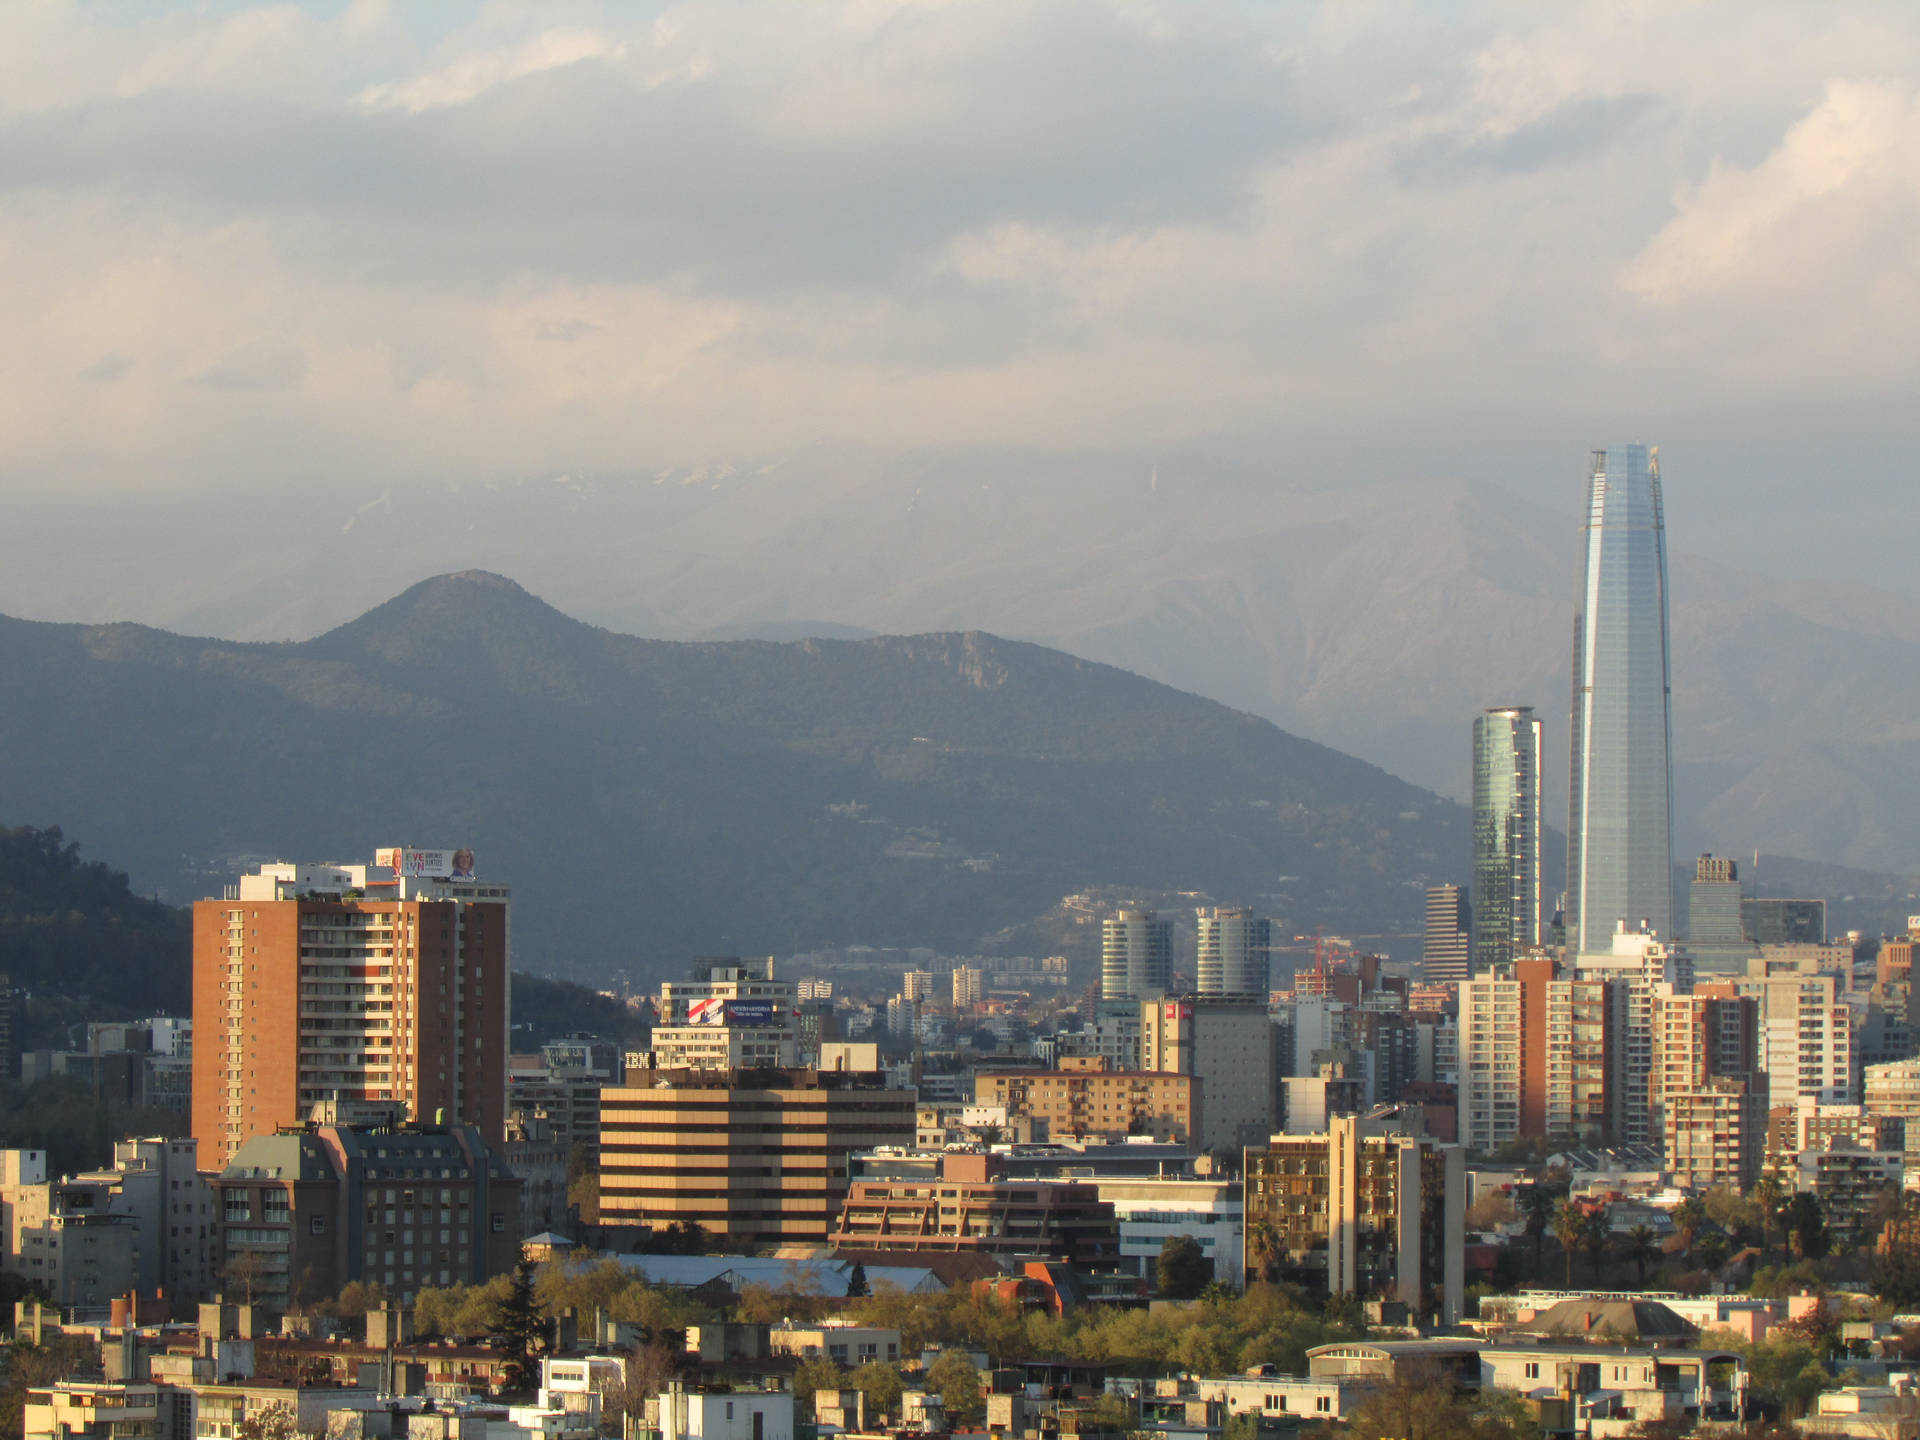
xmin=0 ymin=573 xmax=1466 ymax=986
xmin=2 ymin=458 xmax=1913 ymax=869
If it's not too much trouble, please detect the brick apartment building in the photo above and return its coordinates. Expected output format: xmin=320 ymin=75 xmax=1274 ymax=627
xmin=192 ymin=851 xmax=509 ymax=1170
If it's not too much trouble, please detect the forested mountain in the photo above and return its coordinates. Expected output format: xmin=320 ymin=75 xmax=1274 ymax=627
xmin=0 ymin=825 xmax=189 ymax=1023
xmin=0 ymin=572 xmax=1467 ymax=986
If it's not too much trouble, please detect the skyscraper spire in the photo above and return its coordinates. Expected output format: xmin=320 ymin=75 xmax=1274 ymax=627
xmin=1567 ymin=444 xmax=1675 ymax=953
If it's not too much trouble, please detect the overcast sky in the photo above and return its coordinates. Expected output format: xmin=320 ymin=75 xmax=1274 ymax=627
xmin=2 ymin=0 xmax=1916 ymax=584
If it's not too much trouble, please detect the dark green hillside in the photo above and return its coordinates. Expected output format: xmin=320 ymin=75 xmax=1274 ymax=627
xmin=0 ymin=826 xmax=190 ymax=1035
xmin=0 ymin=572 xmax=1469 ymax=986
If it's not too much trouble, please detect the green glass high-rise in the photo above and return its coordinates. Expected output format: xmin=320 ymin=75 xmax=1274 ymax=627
xmin=1471 ymin=706 xmax=1542 ymax=969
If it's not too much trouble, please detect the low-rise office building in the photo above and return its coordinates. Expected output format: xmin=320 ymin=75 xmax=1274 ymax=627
xmin=1090 ymin=1177 xmax=1243 ymax=1291
xmin=829 ymin=1153 xmax=1120 ymax=1268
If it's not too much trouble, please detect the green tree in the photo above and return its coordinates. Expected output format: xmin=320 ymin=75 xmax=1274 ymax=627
xmin=792 ymin=1357 xmax=846 ymax=1408
xmin=1782 ymin=1193 xmax=1829 ymax=1261
xmin=924 ymin=1350 xmax=984 ymax=1427
xmin=1581 ymin=1207 xmax=1611 ymax=1284
xmin=0 ymin=1334 xmax=100 ymax=1440
xmin=1672 ymin=1197 xmax=1708 ymax=1258
xmin=849 ymin=1360 xmax=903 ymax=1424
xmin=496 ymin=1260 xmax=546 ymax=1394
xmin=1156 ymin=1235 xmax=1212 ymax=1299
xmin=1553 ymin=1201 xmax=1586 ymax=1286
xmin=1516 ymin=1186 xmax=1558 ymax=1281
xmin=1752 ymin=1171 xmax=1786 ymax=1261
xmin=1244 ymin=1221 xmax=1280 ymax=1286
xmin=234 ymin=1404 xmax=300 ymax=1440
xmin=1342 ymin=1363 xmax=1529 ymax=1440
xmin=1871 ymin=1195 xmax=1920 ymax=1308
xmin=845 ymin=1263 xmax=870 ymax=1299
xmin=1694 ymin=1231 xmax=1730 ymax=1275
xmin=1616 ymin=1224 xmax=1659 ymax=1285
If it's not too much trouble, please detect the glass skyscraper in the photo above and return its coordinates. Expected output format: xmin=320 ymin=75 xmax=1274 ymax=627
xmin=1472 ymin=705 xmax=1542 ymax=968
xmin=1196 ymin=906 xmax=1271 ymax=995
xmin=1101 ymin=908 xmax=1172 ymax=1000
xmin=1567 ymin=444 xmax=1674 ymax=954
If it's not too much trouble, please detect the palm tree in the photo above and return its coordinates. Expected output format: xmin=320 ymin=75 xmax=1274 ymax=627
xmin=1553 ymin=1200 xmax=1586 ymax=1287
xmin=1582 ymin=1207 xmax=1611 ymax=1285
xmin=1618 ymin=1224 xmax=1659 ymax=1285
xmin=1752 ymin=1171 xmax=1785 ymax=1261
xmin=1672 ymin=1197 xmax=1708 ymax=1259
xmin=1245 ymin=1220 xmax=1280 ymax=1286
xmin=1518 ymin=1186 xmax=1558 ymax=1281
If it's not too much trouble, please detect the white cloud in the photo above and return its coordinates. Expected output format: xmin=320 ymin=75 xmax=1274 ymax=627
xmin=0 ymin=1 xmax=1915 ymax=496
xmin=356 ymin=27 xmax=629 ymax=113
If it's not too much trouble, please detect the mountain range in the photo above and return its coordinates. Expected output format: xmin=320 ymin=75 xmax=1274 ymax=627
xmin=3 ymin=456 xmax=1914 ymax=875
xmin=0 ymin=572 xmax=1469 ymax=985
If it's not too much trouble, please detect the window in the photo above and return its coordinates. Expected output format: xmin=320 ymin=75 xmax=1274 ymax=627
xmin=491 ymin=1214 xmax=506 ymax=1233
xmin=310 ymin=1215 xmax=327 ymax=1236
xmin=224 ymin=1194 xmax=252 ymax=1222
xmin=1524 ymin=1364 xmax=1540 ymax=1380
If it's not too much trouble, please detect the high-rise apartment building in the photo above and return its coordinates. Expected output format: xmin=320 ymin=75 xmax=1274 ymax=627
xmin=1423 ymin=886 xmax=1471 ymax=985
xmin=1543 ymin=974 xmax=1614 ymax=1145
xmin=951 ymin=965 xmax=986 ymax=1008
xmin=1647 ymin=992 xmax=1761 ymax=1168
xmin=192 ymin=853 xmax=510 ymax=1171
xmin=1196 ymin=908 xmax=1270 ymax=996
xmin=1457 ymin=974 xmax=1522 ymax=1152
xmin=1568 ymin=445 xmax=1674 ymax=954
xmin=1572 ymin=926 xmax=1692 ymax=1145
xmin=1243 ymin=1110 xmax=1465 ymax=1323
xmin=1139 ymin=997 xmax=1277 ymax=1155
xmin=1472 ymin=707 xmax=1542 ymax=969
xmin=1664 ymin=1079 xmax=1767 ymax=1190
xmin=1864 ymin=1059 xmax=1920 ymax=1161
xmin=1757 ymin=975 xmax=1855 ymax=1112
xmin=1101 ymin=910 xmax=1171 ymax=1001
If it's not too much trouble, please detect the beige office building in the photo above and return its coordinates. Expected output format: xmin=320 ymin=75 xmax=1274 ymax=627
xmin=599 ymin=1068 xmax=914 ymax=1248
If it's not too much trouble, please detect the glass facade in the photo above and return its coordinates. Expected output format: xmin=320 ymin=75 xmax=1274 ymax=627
xmin=1567 ymin=445 xmax=1674 ymax=953
xmin=1196 ymin=906 xmax=1271 ymax=995
xmin=1101 ymin=909 xmax=1171 ymax=1000
xmin=1471 ymin=706 xmax=1542 ymax=968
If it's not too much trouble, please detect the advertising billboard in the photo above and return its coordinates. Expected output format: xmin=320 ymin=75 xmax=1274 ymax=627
xmin=687 ymin=998 xmax=727 ymax=1026
xmin=376 ymin=847 xmax=476 ymax=879
xmin=725 ymin=1000 xmax=776 ymax=1027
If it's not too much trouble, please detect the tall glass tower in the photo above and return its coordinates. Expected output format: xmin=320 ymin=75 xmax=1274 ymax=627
xmin=1472 ymin=705 xmax=1542 ymax=968
xmin=1101 ymin=908 xmax=1172 ymax=1000
xmin=1196 ymin=906 xmax=1270 ymax=995
xmin=1567 ymin=445 xmax=1674 ymax=953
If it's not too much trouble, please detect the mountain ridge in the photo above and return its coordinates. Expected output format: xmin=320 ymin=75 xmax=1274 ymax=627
xmin=0 ymin=574 xmax=1469 ymax=984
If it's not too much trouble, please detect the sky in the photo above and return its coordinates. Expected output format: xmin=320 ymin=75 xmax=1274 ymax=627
xmin=1 ymin=0 xmax=1917 ymax=587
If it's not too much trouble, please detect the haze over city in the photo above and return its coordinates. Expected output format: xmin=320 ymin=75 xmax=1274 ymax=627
xmin=8 ymin=6 xmax=1920 ymax=1427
